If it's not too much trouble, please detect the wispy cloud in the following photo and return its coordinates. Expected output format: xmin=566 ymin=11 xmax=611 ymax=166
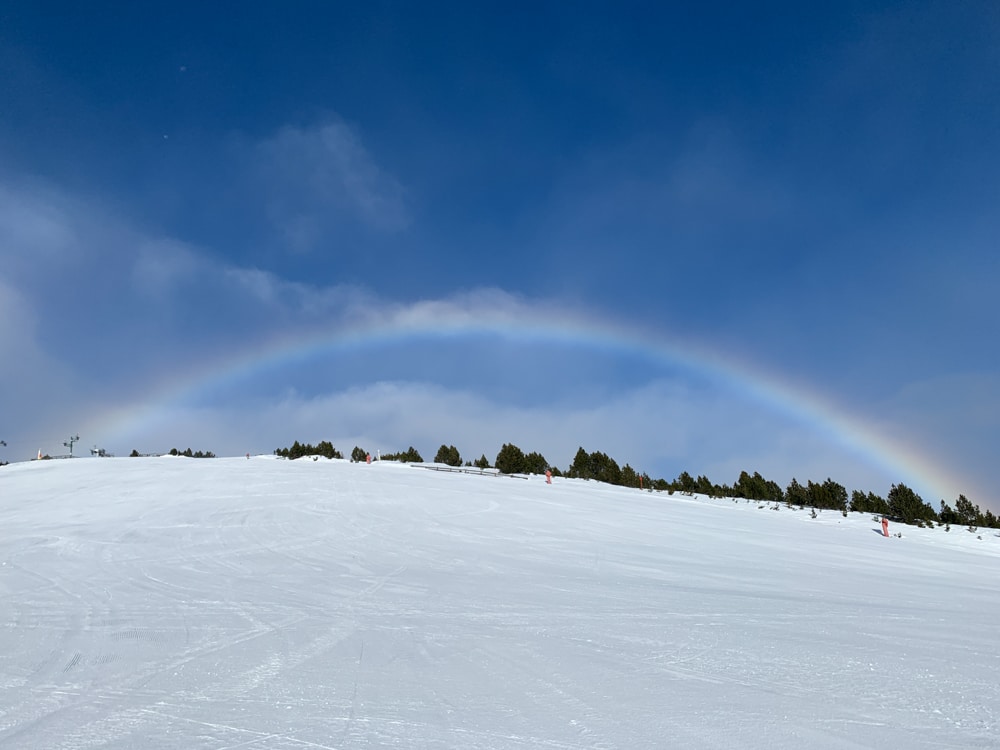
xmin=248 ymin=118 xmax=410 ymax=250
xmin=0 ymin=182 xmax=77 ymax=263
xmin=131 ymin=238 xmax=209 ymax=298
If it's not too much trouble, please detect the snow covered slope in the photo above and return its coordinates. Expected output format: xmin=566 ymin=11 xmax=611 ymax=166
xmin=1 ymin=456 xmax=997 ymax=749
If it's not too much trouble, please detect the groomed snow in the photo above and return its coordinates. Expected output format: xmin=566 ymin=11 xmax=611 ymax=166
xmin=1 ymin=456 xmax=998 ymax=749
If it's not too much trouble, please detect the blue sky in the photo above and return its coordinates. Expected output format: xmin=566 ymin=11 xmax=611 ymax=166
xmin=1 ymin=2 xmax=998 ymax=510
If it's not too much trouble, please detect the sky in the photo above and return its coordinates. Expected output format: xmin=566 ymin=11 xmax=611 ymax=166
xmin=1 ymin=1 xmax=998 ymax=510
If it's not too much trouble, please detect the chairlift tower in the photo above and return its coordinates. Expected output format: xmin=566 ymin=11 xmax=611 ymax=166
xmin=64 ymin=434 xmax=80 ymax=456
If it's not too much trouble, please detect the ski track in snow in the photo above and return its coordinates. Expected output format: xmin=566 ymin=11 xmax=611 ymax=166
xmin=1 ymin=456 xmax=998 ymax=749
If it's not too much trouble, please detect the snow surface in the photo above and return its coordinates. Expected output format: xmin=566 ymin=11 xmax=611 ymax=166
xmin=1 ymin=456 xmax=998 ymax=749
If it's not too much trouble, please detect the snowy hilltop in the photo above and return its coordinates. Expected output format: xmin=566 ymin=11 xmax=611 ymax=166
xmin=1 ymin=456 xmax=998 ymax=749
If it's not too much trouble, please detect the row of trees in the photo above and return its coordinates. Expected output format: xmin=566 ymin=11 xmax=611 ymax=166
xmin=271 ymin=438 xmax=995 ymax=530
xmin=127 ymin=448 xmax=216 ymax=458
xmin=499 ymin=443 xmax=997 ymax=530
xmin=654 ymin=464 xmax=996 ymax=530
xmin=940 ymin=495 xmax=999 ymax=530
xmin=494 ymin=443 xmax=550 ymax=475
xmin=168 ymin=447 xmax=216 ymax=458
xmin=568 ymin=447 xmax=649 ymax=488
xmin=274 ymin=441 xmax=342 ymax=460
xmin=379 ymin=446 xmax=424 ymax=463
xmin=277 ymin=441 xmax=429 ymax=465
xmin=655 ymin=468 xmax=924 ymax=522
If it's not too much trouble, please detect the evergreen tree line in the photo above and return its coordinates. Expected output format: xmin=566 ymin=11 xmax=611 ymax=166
xmin=276 ymin=441 xmax=425 ymax=463
xmin=379 ymin=446 xmax=424 ymax=463
xmin=273 ymin=438 xmax=996 ymax=530
xmin=169 ymin=447 xmax=215 ymax=458
xmin=169 ymin=447 xmax=216 ymax=458
xmin=128 ymin=448 xmax=216 ymax=458
xmin=274 ymin=441 xmax=342 ymax=460
xmin=477 ymin=442 xmax=996 ymax=530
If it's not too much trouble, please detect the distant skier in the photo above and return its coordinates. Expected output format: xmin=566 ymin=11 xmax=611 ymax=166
xmin=881 ymin=517 xmax=889 ymax=537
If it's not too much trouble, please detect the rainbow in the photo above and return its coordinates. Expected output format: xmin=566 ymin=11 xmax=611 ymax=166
xmin=93 ymin=297 xmax=963 ymax=501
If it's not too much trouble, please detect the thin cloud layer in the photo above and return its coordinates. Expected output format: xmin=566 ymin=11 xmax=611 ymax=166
xmin=249 ymin=119 xmax=409 ymax=251
xmin=99 ymin=378 xmax=894 ymax=499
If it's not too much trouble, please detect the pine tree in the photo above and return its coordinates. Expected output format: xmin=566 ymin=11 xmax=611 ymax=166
xmin=590 ymin=452 xmax=622 ymax=485
xmin=524 ymin=451 xmax=548 ymax=475
xmin=495 ymin=443 xmax=526 ymax=474
xmin=954 ymin=495 xmax=979 ymax=529
xmin=887 ymin=483 xmax=936 ymax=525
xmin=674 ymin=471 xmax=697 ymax=493
xmin=785 ymin=478 xmax=809 ymax=507
xmin=568 ymin=447 xmax=591 ymax=479
xmin=434 ymin=444 xmax=462 ymax=466
xmin=851 ymin=490 xmax=888 ymax=515
xmin=695 ymin=475 xmax=716 ymax=496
